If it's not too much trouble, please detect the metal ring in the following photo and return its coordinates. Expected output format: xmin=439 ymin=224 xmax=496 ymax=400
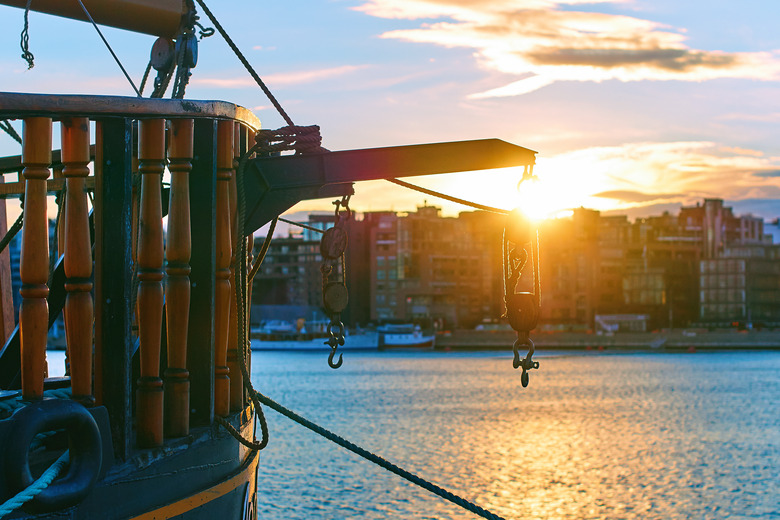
xmin=5 ymin=399 xmax=102 ymax=511
xmin=326 ymin=321 xmax=345 ymax=339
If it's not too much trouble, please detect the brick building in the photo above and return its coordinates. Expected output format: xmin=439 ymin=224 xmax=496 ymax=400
xmin=252 ymin=198 xmax=780 ymax=330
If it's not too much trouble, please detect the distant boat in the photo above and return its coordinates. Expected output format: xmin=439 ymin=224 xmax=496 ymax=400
xmin=249 ymin=323 xmax=435 ymax=351
xmin=250 ymin=329 xmax=378 ymax=351
xmin=377 ymin=324 xmax=435 ymax=350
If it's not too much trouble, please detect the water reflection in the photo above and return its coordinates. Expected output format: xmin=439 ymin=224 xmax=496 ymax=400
xmin=250 ymin=351 xmax=779 ymax=519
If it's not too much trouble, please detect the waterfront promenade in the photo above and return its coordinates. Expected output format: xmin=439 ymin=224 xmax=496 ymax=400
xmin=436 ymin=328 xmax=780 ymax=350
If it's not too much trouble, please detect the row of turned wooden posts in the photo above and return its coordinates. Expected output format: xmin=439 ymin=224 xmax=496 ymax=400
xmin=18 ymin=116 xmax=252 ymax=448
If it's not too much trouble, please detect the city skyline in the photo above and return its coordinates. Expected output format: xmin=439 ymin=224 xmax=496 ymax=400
xmin=273 ymin=196 xmax=780 ymax=243
xmin=252 ymin=196 xmax=780 ymax=331
xmin=1 ymin=1 xmax=779 ymax=221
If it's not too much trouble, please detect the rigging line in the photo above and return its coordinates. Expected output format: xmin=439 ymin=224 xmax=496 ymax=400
xmin=252 ymin=390 xmax=507 ymax=520
xmin=248 ymin=216 xmax=278 ymax=282
xmin=387 ymin=178 xmax=509 ymax=215
xmin=75 ymin=0 xmax=142 ymax=97
xmin=278 ymin=217 xmax=325 ymax=234
xmin=138 ymin=61 xmax=152 ymax=96
xmin=192 ymin=0 xmax=295 ymax=127
xmin=0 ymin=120 xmax=22 ymax=145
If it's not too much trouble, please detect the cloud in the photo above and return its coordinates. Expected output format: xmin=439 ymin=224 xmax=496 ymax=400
xmin=517 ymin=141 xmax=780 ymax=217
xmin=354 ymin=0 xmax=780 ymax=96
xmin=593 ymin=190 xmax=682 ymax=203
xmin=194 ymin=65 xmax=368 ymax=88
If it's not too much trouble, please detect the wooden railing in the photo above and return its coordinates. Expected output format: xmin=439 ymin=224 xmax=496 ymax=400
xmin=0 ymin=92 xmax=260 ymax=457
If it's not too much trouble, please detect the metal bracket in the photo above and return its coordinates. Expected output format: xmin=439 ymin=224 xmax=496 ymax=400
xmin=241 ymin=139 xmax=536 ymax=234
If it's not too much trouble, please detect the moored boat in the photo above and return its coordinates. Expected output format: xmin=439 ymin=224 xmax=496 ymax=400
xmin=377 ymin=324 xmax=436 ymax=350
xmin=250 ymin=329 xmax=379 ymax=351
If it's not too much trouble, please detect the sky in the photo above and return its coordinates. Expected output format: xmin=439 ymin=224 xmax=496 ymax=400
xmin=1 ymin=0 xmax=780 ymax=224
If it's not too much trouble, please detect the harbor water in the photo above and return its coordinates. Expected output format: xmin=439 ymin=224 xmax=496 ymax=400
xmin=249 ymin=350 xmax=779 ymax=519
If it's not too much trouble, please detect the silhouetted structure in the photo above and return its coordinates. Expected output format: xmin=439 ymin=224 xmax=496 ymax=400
xmin=251 ymin=198 xmax=780 ymax=330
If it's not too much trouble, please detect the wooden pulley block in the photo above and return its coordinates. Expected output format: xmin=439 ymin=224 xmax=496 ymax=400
xmin=151 ymin=38 xmax=175 ymax=71
xmin=320 ymin=227 xmax=348 ymax=260
xmin=506 ymin=292 xmax=539 ymax=332
xmin=323 ymin=282 xmax=349 ymax=314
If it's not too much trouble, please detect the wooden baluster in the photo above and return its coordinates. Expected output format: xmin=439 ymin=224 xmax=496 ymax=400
xmin=136 ymin=119 xmax=165 ymax=447
xmin=53 ymin=164 xmax=69 ymax=375
xmin=214 ymin=120 xmax=233 ymax=417
xmin=61 ymin=117 xmax=94 ymax=404
xmin=227 ymin=122 xmax=242 ymax=412
xmin=165 ymin=119 xmax=193 ymax=436
xmin=20 ymin=117 xmax=52 ymax=401
xmin=0 ymin=177 xmax=15 ymax=345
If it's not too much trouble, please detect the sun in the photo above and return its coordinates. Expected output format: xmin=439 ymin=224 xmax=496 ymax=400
xmin=396 ymin=157 xmax=625 ymax=220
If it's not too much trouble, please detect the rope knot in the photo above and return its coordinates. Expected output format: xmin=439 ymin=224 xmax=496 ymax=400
xmin=255 ymin=125 xmax=324 ymax=155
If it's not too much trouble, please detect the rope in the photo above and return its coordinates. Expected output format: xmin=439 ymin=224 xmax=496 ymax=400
xmin=278 ymin=217 xmax=325 ymax=235
xmin=171 ymin=36 xmax=190 ymax=100
xmin=0 ymin=451 xmax=69 ymax=518
xmin=255 ymin=126 xmax=326 ymax=155
xmin=19 ymin=0 xmax=34 ymax=69
xmin=138 ymin=61 xmax=153 ymax=96
xmin=248 ymin=216 xmax=277 ymax=283
xmin=75 ymin=0 xmax=141 ymax=97
xmin=253 ymin=391 xmax=507 ymax=520
xmin=387 ymin=179 xmax=509 ymax=214
xmin=0 ymin=120 xmax=22 ymax=145
xmin=0 ymin=213 xmax=23 ymax=256
xmin=192 ymin=0 xmax=295 ymax=127
xmin=215 ymin=143 xmax=270 ymax=451
xmin=151 ymin=58 xmax=176 ymax=99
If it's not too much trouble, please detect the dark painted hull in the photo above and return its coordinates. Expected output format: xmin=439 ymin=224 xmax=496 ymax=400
xmin=0 ymin=403 xmax=257 ymax=520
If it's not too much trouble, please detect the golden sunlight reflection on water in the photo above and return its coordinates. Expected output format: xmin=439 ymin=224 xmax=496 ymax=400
xmin=252 ymin=350 xmax=779 ymax=519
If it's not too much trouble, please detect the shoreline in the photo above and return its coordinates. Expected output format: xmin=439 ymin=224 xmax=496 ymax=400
xmin=434 ymin=329 xmax=780 ymax=351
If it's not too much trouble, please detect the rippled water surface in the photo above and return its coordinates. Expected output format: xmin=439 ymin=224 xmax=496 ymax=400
xmin=250 ymin=350 xmax=779 ymax=519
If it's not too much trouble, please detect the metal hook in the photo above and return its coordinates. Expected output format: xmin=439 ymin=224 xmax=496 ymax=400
xmin=512 ymin=338 xmax=522 ymax=369
xmin=513 ymin=337 xmax=539 ymax=387
xmin=325 ymin=322 xmax=346 ymax=369
xmin=328 ymin=348 xmax=343 ymax=369
xmin=332 ymin=195 xmax=352 ymax=224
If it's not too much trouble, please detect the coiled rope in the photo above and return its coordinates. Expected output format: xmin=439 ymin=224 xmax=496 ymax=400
xmin=0 ymin=452 xmax=69 ymax=519
xmin=19 ymin=0 xmax=34 ymax=69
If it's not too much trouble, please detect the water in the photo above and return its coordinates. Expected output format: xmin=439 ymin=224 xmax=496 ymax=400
xmin=250 ymin=350 xmax=780 ymax=520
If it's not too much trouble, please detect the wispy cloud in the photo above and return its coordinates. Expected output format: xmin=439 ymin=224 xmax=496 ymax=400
xmin=539 ymin=141 xmax=780 ymax=213
xmin=354 ymin=0 xmax=780 ymax=97
xmin=194 ymin=65 xmax=368 ymax=88
xmin=592 ymin=190 xmax=683 ymax=203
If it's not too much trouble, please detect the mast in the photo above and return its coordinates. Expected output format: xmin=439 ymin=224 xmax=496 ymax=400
xmin=0 ymin=0 xmax=188 ymax=37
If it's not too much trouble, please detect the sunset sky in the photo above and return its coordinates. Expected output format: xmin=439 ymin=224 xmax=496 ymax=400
xmin=1 ymin=0 xmax=779 ymax=222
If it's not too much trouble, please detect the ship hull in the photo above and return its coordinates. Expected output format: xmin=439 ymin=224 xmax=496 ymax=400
xmin=0 ymin=403 xmax=258 ymax=520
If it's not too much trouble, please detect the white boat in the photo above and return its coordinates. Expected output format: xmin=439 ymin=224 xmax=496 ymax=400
xmin=250 ymin=329 xmax=379 ymax=351
xmin=377 ymin=324 xmax=436 ymax=350
xmin=249 ymin=324 xmax=435 ymax=351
